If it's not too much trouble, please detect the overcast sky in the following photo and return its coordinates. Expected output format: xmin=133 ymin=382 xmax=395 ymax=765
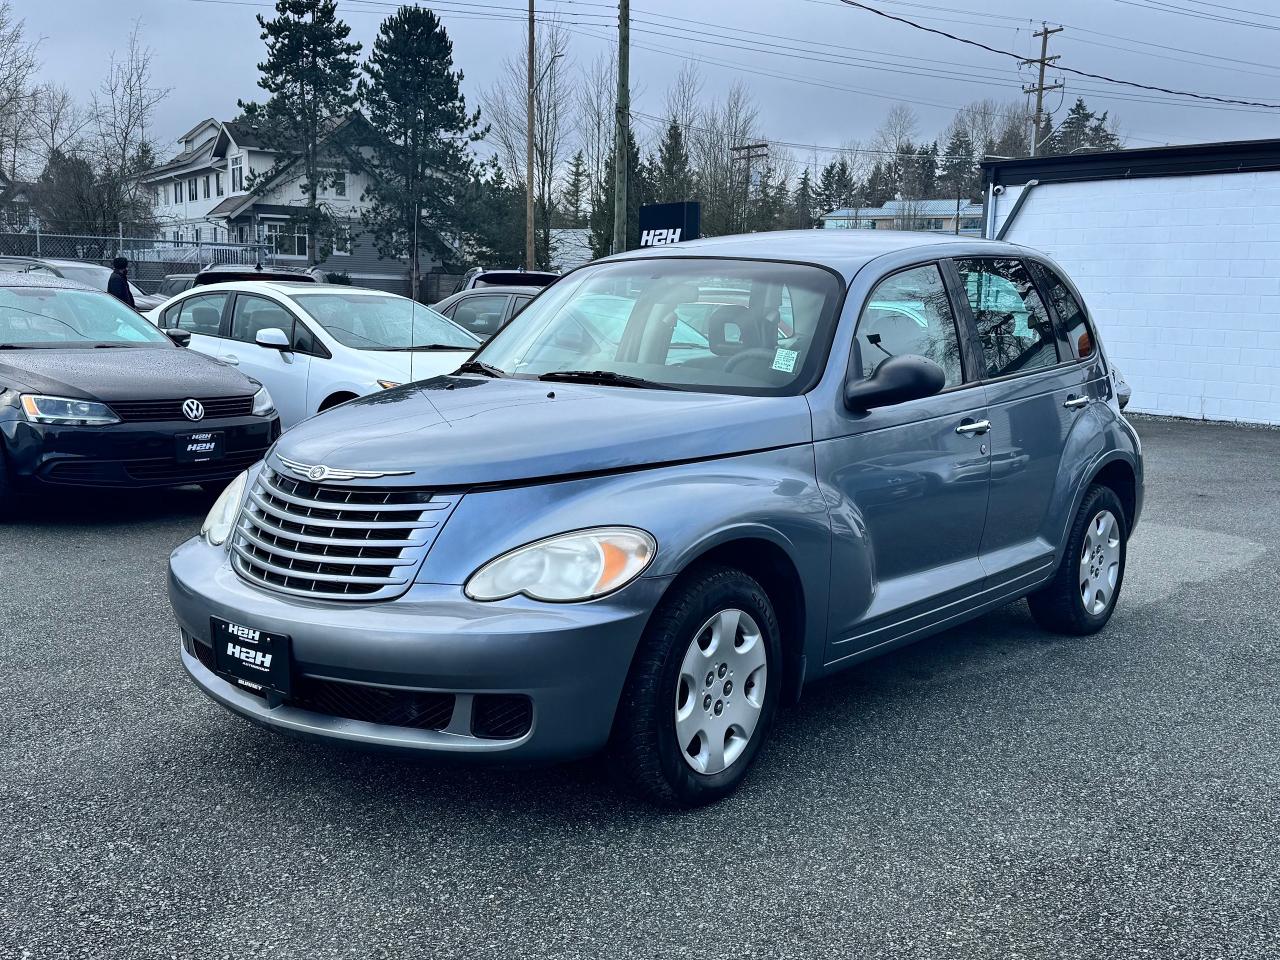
xmin=19 ymin=0 xmax=1280 ymax=164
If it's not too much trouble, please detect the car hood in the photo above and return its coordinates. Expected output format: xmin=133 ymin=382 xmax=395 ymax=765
xmin=275 ymin=376 xmax=812 ymax=487
xmin=0 ymin=346 xmax=256 ymax=400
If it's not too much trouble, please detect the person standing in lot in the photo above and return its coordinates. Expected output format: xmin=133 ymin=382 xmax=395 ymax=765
xmin=107 ymin=257 xmax=135 ymax=308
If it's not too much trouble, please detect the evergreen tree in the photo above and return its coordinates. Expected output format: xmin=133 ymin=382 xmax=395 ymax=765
xmin=559 ymin=150 xmax=589 ymax=228
xmin=864 ymin=161 xmax=894 ymax=207
xmin=940 ymin=128 xmax=976 ymax=202
xmin=789 ymin=167 xmax=816 ymax=229
xmin=589 ymin=127 xmax=643 ymax=258
xmin=751 ymin=164 xmax=786 ymax=232
xmin=357 ymin=5 xmax=482 ymax=295
xmin=239 ymin=0 xmax=361 ymax=265
xmin=459 ymin=162 xmax=524 ymax=267
xmin=653 ymin=120 xmax=696 ymax=203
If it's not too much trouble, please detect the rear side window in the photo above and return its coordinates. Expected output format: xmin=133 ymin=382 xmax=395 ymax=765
xmin=1038 ymin=265 xmax=1095 ymax=359
xmin=854 ymin=264 xmax=964 ymax=387
xmin=166 ymin=292 xmax=228 ymax=335
xmin=452 ymin=294 xmax=510 ymax=337
xmin=955 ymin=258 xmax=1060 ymax=378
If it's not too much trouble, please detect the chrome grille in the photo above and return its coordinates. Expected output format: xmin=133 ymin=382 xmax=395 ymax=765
xmin=230 ymin=465 xmax=457 ymax=600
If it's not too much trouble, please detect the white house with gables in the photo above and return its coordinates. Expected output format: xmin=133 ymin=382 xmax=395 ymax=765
xmin=141 ymin=115 xmax=422 ymax=292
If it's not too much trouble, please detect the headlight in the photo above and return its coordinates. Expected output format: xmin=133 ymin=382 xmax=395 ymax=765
xmin=251 ymin=386 xmax=275 ymax=417
xmin=377 ymin=379 xmax=401 ymax=390
xmin=20 ymin=394 xmax=119 ymax=426
xmin=201 ymin=470 xmax=249 ymax=546
xmin=465 ymin=527 xmax=656 ymax=602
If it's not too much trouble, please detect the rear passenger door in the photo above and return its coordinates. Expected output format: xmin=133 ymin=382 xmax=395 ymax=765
xmin=952 ymin=256 xmax=1097 ymax=589
xmin=159 ymin=291 xmax=230 ymax=358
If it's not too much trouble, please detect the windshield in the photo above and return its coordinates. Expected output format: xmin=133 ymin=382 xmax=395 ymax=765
xmin=473 ymin=258 xmax=844 ymax=395
xmin=33 ymin=262 xmax=147 ymax=299
xmin=290 ymin=292 xmax=480 ymax=351
xmin=0 ymin=286 xmax=171 ymax=347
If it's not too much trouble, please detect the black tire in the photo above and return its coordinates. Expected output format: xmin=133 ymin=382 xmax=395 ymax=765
xmin=1028 ymin=484 xmax=1128 ymax=635
xmin=611 ymin=565 xmax=782 ymax=807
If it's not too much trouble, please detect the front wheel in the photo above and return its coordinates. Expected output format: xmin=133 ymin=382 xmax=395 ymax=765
xmin=1028 ymin=484 xmax=1128 ymax=635
xmin=611 ymin=566 xmax=781 ymax=807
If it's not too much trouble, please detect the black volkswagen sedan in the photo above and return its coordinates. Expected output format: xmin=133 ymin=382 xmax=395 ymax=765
xmin=0 ymin=273 xmax=279 ymax=500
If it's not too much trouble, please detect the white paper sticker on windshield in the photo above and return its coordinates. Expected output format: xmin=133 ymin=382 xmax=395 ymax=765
xmin=772 ymin=348 xmax=799 ymax=373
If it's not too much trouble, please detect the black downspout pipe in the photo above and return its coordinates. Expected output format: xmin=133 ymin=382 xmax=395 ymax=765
xmin=996 ymin=179 xmax=1041 ymax=241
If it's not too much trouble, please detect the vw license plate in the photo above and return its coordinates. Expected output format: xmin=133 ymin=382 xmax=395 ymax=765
xmin=177 ymin=431 xmax=224 ymax=464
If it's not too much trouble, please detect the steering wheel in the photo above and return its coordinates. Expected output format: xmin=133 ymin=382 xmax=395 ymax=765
xmin=724 ymin=347 xmax=778 ymax=375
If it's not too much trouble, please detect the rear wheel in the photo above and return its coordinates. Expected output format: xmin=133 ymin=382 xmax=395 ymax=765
xmin=1028 ymin=484 xmax=1128 ymax=635
xmin=612 ymin=565 xmax=781 ymax=807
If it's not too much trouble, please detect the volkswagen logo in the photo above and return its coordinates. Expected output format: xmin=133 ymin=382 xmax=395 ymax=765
xmin=307 ymin=465 xmax=329 ymax=482
xmin=182 ymin=399 xmax=206 ymax=422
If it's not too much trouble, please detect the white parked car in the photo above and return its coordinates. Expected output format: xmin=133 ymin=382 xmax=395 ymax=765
xmin=147 ymin=282 xmax=480 ymax=427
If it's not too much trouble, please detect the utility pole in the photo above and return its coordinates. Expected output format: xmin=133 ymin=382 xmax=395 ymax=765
xmin=1021 ymin=22 xmax=1063 ymax=158
xmin=525 ymin=0 xmax=536 ymax=270
xmin=611 ymin=0 xmax=630 ymax=255
xmin=729 ymin=142 xmax=768 ymax=233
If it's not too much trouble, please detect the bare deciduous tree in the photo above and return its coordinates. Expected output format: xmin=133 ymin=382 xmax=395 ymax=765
xmin=0 ymin=1 xmax=40 ymax=180
xmin=688 ymin=82 xmax=759 ymax=237
xmin=481 ymin=18 xmax=572 ymax=268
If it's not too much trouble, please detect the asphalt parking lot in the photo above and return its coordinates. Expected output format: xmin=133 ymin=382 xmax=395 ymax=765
xmin=2 ymin=416 xmax=1278 ymax=959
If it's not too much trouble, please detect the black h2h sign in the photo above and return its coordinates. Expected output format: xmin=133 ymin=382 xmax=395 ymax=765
xmin=638 ymin=201 xmax=701 ymax=248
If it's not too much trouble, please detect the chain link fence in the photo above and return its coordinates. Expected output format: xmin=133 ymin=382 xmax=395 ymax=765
xmin=0 ymin=231 xmax=276 ymax=294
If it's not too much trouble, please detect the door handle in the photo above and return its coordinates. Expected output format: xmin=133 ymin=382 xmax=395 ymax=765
xmin=1063 ymin=395 xmax=1089 ymax=409
xmin=219 ymin=354 xmax=239 ymax=365
xmin=955 ymin=419 xmax=991 ymax=436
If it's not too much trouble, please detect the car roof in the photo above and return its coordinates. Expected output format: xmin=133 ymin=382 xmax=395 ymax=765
xmin=0 ymin=270 xmax=99 ymax=291
xmin=176 ymin=280 xmax=412 ymax=298
xmin=445 ymin=285 xmax=541 ymax=297
xmin=599 ymin=229 xmax=1030 ymax=281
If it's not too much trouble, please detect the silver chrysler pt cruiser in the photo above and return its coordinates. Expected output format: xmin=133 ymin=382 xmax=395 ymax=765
xmin=169 ymin=230 xmax=1142 ymax=807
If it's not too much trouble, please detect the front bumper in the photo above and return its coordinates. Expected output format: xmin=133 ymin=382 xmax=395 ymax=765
xmin=168 ymin=537 xmax=671 ymax=761
xmin=3 ymin=414 xmax=279 ymax=488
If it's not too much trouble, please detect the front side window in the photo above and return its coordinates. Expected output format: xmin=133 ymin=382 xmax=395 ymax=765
xmin=166 ymin=292 xmax=228 ymax=335
xmin=290 ymin=292 xmax=478 ymax=351
xmin=0 ymin=287 xmax=170 ymax=347
xmin=854 ymin=264 xmax=964 ymax=387
xmin=956 ymin=257 xmax=1060 ymax=378
xmin=475 ymin=258 xmax=845 ymax=395
xmin=1038 ymin=264 xmax=1095 ymax=359
xmin=230 ymin=294 xmax=296 ymax=344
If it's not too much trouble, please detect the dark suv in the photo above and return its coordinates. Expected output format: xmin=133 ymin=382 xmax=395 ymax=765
xmin=170 ymin=230 xmax=1141 ymax=806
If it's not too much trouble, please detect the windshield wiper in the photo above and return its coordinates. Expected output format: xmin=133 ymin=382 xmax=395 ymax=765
xmin=389 ymin=343 xmax=476 ymax=352
xmin=92 ymin=343 xmax=132 ymax=348
xmin=456 ymin=359 xmax=506 ymax=378
xmin=0 ymin=343 xmax=42 ymax=349
xmin=537 ymin=369 xmax=680 ymax=390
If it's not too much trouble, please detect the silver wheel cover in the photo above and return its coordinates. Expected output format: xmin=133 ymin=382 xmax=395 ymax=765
xmin=675 ymin=608 xmax=767 ymax=775
xmin=1079 ymin=509 xmax=1122 ymax=615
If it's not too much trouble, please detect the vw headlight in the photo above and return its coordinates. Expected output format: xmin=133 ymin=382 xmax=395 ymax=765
xmin=201 ymin=470 xmax=249 ymax=546
xmin=251 ymin=386 xmax=276 ymax=417
xmin=465 ymin=527 xmax=656 ymax=602
xmin=20 ymin=394 xmax=119 ymax=426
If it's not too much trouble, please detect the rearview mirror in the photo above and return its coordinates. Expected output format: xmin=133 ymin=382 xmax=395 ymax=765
xmin=255 ymin=327 xmax=291 ymax=350
xmin=164 ymin=329 xmax=191 ymax=348
xmin=844 ymin=354 xmax=946 ymax=411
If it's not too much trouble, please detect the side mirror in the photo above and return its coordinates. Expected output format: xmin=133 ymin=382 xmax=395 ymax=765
xmin=255 ymin=327 xmax=291 ymax=350
xmin=164 ymin=329 xmax=191 ymax=348
xmin=844 ymin=354 xmax=946 ymax=411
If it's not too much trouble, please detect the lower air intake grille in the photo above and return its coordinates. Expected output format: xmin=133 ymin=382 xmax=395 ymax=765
xmin=288 ymin=676 xmax=456 ymax=731
xmin=472 ymin=694 xmax=533 ymax=740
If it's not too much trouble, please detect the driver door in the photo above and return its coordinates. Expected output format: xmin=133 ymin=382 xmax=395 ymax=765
xmin=223 ymin=293 xmax=312 ymax=427
xmin=815 ymin=262 xmax=992 ymax=662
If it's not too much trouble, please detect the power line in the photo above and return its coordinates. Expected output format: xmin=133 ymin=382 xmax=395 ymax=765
xmin=834 ymin=0 xmax=1280 ymax=108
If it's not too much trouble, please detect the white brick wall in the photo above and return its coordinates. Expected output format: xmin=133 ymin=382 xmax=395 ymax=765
xmin=993 ymin=172 xmax=1280 ymax=425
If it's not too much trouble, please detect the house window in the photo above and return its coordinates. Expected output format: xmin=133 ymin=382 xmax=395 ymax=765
xmin=194 ymin=227 xmax=201 ymax=242
xmin=215 ymin=173 xmax=224 ymax=197
xmin=188 ymin=179 xmax=197 ymax=202
xmin=264 ymin=222 xmax=307 ymax=257
xmin=332 ymin=225 xmax=351 ymax=254
xmin=203 ymin=175 xmax=211 ymax=199
xmin=333 ymin=171 xmax=346 ymax=197
xmin=230 ymin=155 xmax=244 ymax=192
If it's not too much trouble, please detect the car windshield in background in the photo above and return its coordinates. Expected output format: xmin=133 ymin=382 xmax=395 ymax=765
xmin=474 ymin=258 xmax=844 ymax=395
xmin=0 ymin=287 xmax=171 ymax=347
xmin=290 ymin=292 xmax=480 ymax=351
xmin=32 ymin=263 xmax=147 ymax=300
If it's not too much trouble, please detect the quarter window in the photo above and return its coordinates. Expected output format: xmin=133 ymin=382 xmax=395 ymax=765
xmin=854 ymin=264 xmax=964 ymax=387
xmin=1038 ymin=265 xmax=1095 ymax=359
xmin=166 ymin=293 xmax=228 ymax=335
xmin=955 ymin=257 xmax=1060 ymax=378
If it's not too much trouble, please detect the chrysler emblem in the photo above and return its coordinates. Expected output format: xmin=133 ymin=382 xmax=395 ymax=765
xmin=307 ymin=465 xmax=329 ymax=482
xmin=182 ymin=399 xmax=206 ymax=421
